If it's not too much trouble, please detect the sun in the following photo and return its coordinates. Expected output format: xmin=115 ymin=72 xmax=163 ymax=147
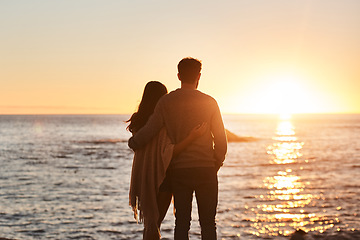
xmin=222 ymin=72 xmax=321 ymax=115
xmin=262 ymin=75 xmax=307 ymax=114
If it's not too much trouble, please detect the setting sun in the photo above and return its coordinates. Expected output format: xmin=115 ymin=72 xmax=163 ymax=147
xmin=221 ymin=71 xmax=326 ymax=114
xmin=253 ymin=73 xmax=310 ymax=114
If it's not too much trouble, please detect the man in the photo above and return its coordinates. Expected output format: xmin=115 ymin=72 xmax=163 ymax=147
xmin=128 ymin=57 xmax=227 ymax=240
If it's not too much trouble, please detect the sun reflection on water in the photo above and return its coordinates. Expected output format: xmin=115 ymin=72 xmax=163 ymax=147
xmin=247 ymin=116 xmax=337 ymax=237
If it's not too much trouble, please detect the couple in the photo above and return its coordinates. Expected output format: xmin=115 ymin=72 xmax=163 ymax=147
xmin=127 ymin=57 xmax=227 ymax=240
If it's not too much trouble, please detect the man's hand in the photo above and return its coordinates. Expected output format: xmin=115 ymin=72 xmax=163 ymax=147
xmin=189 ymin=122 xmax=207 ymax=140
xmin=128 ymin=136 xmax=137 ymax=151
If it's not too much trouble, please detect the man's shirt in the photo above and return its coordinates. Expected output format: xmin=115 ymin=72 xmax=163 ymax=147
xmin=128 ymin=88 xmax=227 ymax=169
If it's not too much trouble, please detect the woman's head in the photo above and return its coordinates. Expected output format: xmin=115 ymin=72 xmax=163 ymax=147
xmin=126 ymin=81 xmax=167 ymax=133
xmin=139 ymin=81 xmax=168 ymax=111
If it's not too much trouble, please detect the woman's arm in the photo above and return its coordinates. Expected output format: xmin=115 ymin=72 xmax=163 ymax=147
xmin=172 ymin=122 xmax=207 ymax=158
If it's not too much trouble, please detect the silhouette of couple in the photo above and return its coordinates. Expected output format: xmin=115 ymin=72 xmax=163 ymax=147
xmin=127 ymin=57 xmax=227 ymax=240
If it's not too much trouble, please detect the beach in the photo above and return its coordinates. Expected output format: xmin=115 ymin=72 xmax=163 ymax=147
xmin=0 ymin=114 xmax=359 ymax=239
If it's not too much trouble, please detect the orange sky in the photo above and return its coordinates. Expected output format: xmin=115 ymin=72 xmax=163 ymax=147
xmin=1 ymin=1 xmax=360 ymax=114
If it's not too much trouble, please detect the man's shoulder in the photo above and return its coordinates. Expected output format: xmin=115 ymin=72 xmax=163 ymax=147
xmin=194 ymin=90 xmax=218 ymax=106
xmin=167 ymin=88 xmax=217 ymax=101
xmin=197 ymin=90 xmax=216 ymax=101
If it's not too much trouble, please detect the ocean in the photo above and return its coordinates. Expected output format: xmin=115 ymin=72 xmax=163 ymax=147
xmin=0 ymin=114 xmax=359 ymax=240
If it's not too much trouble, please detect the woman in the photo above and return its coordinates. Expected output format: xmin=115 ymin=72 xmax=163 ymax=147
xmin=127 ymin=81 xmax=206 ymax=240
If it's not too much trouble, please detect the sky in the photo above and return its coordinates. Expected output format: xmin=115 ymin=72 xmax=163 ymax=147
xmin=1 ymin=0 xmax=360 ymax=114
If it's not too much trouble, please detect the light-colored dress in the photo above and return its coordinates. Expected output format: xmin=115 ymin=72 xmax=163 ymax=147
xmin=129 ymin=128 xmax=174 ymax=237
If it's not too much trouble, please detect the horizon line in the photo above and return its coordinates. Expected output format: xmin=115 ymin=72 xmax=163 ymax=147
xmin=1 ymin=112 xmax=360 ymax=116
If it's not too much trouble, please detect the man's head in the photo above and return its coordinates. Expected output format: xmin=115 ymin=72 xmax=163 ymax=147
xmin=177 ymin=57 xmax=202 ymax=84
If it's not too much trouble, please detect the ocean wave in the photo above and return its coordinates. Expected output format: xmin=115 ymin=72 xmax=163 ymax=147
xmin=293 ymin=229 xmax=360 ymax=240
xmin=1 ymin=231 xmax=359 ymax=240
xmin=74 ymin=139 xmax=127 ymax=144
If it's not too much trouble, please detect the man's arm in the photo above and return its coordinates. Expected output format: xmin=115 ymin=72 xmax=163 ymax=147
xmin=211 ymin=102 xmax=227 ymax=170
xmin=173 ymin=122 xmax=207 ymax=158
xmin=128 ymin=101 xmax=165 ymax=150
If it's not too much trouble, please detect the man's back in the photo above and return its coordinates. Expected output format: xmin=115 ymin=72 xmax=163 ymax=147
xmin=156 ymin=88 xmax=227 ymax=169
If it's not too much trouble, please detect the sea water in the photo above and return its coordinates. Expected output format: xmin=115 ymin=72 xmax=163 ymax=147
xmin=0 ymin=114 xmax=359 ymax=240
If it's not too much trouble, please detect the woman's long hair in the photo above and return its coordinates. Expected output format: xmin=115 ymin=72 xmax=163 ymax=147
xmin=126 ymin=81 xmax=168 ymax=133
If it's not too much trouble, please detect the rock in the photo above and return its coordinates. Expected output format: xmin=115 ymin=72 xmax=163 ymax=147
xmin=225 ymin=129 xmax=257 ymax=142
xmin=290 ymin=229 xmax=307 ymax=240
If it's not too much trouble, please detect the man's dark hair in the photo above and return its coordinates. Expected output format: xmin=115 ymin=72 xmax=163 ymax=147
xmin=177 ymin=57 xmax=202 ymax=83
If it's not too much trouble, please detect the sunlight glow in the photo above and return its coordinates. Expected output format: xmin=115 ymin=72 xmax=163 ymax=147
xmin=247 ymin=117 xmax=337 ymax=237
xmin=257 ymin=73 xmax=315 ymax=114
xmin=224 ymin=72 xmax=325 ymax=114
